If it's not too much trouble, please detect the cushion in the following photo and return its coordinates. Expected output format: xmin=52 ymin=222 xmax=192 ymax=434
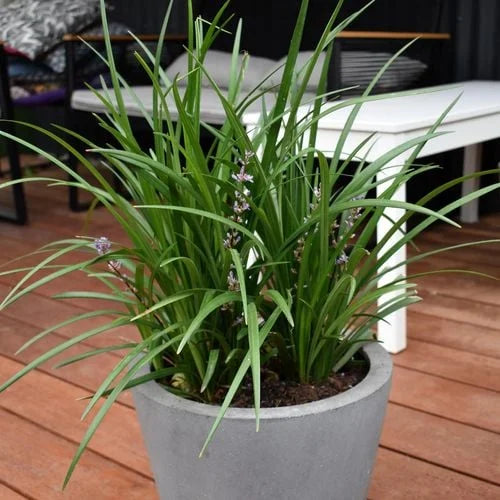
xmin=340 ymin=51 xmax=428 ymax=92
xmin=42 ymin=21 xmax=130 ymax=74
xmin=267 ymin=51 xmax=326 ymax=92
xmin=165 ymin=50 xmax=277 ymax=92
xmin=7 ymin=56 xmax=56 ymax=82
xmin=0 ymin=0 xmax=100 ymax=60
xmin=12 ymin=85 xmax=66 ymax=106
xmin=268 ymin=51 xmax=428 ymax=94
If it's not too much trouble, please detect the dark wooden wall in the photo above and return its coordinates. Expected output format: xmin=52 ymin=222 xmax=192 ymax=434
xmin=453 ymin=0 xmax=500 ymax=213
xmin=105 ymin=1 xmax=452 ymax=47
xmin=106 ymin=0 xmax=188 ymax=34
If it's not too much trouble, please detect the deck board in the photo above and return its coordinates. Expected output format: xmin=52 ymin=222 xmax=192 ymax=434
xmin=410 ymin=290 xmax=500 ymax=331
xmin=369 ymin=448 xmax=500 ymax=500
xmin=0 ymin=409 xmax=157 ymax=500
xmin=407 ymin=312 xmax=500 ymax=358
xmin=0 ymin=164 xmax=499 ymax=498
xmin=393 ymin=339 xmax=500 ymax=391
xmin=390 ymin=366 xmax=500 ymax=433
xmin=0 ymin=356 xmax=147 ymax=473
xmin=0 ymin=284 xmax=139 ymax=349
xmin=0 ymin=483 xmax=28 ymax=500
xmin=0 ymin=315 xmax=135 ymax=406
xmin=380 ymin=403 xmax=500 ymax=484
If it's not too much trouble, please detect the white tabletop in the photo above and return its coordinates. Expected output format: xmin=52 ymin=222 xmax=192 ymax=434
xmin=243 ymin=81 xmax=500 ymax=134
xmin=74 ymin=81 xmax=500 ymax=133
xmin=72 ymin=80 xmax=500 ymax=159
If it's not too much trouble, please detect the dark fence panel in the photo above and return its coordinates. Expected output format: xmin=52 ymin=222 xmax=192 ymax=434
xmin=106 ymin=0 xmax=188 ymax=34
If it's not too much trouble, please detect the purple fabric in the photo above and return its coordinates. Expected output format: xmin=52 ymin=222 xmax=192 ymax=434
xmin=3 ymin=45 xmax=28 ymax=58
xmin=13 ymin=87 xmax=66 ymax=106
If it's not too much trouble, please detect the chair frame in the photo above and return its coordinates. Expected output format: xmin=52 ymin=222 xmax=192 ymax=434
xmin=0 ymin=41 xmax=27 ymax=224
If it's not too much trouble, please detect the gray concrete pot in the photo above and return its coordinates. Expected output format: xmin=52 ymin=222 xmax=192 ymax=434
xmin=132 ymin=342 xmax=392 ymax=500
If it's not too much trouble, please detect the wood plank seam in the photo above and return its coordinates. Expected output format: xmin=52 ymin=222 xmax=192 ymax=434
xmin=0 ymin=480 xmax=33 ymax=500
xmin=392 ymin=362 xmax=500 ymax=394
xmin=0 ymin=406 xmax=154 ymax=482
xmin=388 ymin=400 xmax=500 ymax=436
xmin=408 ymin=309 xmax=500 ymax=336
xmin=0 ymin=305 xmax=131 ymax=356
xmin=379 ymin=445 xmax=500 ymax=488
xmin=406 ymin=331 xmax=500 ymax=360
xmin=0 ymin=311 xmax=127 ymax=363
xmin=416 ymin=289 xmax=500 ymax=308
xmin=0 ymin=311 xmax=127 ymax=355
xmin=0 ymin=353 xmax=135 ymax=410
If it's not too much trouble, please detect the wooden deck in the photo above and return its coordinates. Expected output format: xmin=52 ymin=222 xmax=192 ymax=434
xmin=0 ymin=169 xmax=499 ymax=499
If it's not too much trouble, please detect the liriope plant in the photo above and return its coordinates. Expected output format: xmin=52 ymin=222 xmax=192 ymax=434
xmin=0 ymin=0 xmax=498 ymax=486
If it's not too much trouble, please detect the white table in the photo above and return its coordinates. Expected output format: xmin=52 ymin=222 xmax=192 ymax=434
xmin=244 ymin=80 xmax=500 ymax=353
xmin=73 ymin=81 xmax=500 ymax=353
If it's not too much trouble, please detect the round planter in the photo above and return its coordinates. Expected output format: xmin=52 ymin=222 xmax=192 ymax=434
xmin=132 ymin=342 xmax=392 ymax=500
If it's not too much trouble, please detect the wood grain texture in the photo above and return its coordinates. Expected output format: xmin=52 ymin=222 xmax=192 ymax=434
xmin=407 ymin=311 xmax=500 ymax=359
xmin=0 ymin=283 xmax=140 ymax=350
xmin=381 ymin=404 xmax=500 ymax=484
xmin=390 ymin=366 xmax=500 ymax=433
xmin=0 ymin=409 xmax=157 ymax=500
xmin=0 ymin=357 xmax=151 ymax=475
xmin=409 ymin=290 xmax=500 ymax=331
xmin=370 ymin=448 xmax=500 ymax=500
xmin=393 ymin=339 xmax=500 ymax=391
xmin=0 ymin=484 xmax=28 ymax=500
xmin=0 ymin=315 xmax=135 ymax=406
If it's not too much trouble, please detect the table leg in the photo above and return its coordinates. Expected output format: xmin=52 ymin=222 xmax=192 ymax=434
xmin=376 ymin=161 xmax=407 ymax=354
xmin=460 ymin=144 xmax=481 ymax=224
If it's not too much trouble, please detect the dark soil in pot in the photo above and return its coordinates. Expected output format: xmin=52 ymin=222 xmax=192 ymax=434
xmin=214 ymin=360 xmax=368 ymax=408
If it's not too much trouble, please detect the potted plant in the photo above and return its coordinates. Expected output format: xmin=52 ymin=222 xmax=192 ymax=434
xmin=0 ymin=0 xmax=498 ymax=499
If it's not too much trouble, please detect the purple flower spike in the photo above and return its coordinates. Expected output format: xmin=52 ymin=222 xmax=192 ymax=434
xmin=336 ymin=252 xmax=349 ymax=265
xmin=223 ymin=230 xmax=241 ymax=249
xmin=227 ymin=270 xmax=240 ymax=292
xmin=232 ymin=165 xmax=254 ymax=184
xmin=233 ymin=199 xmax=250 ymax=215
xmin=94 ymin=236 xmax=111 ymax=255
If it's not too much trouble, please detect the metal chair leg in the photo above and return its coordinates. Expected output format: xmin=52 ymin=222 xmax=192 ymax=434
xmin=68 ymin=154 xmax=91 ymax=212
xmin=2 ymin=138 xmax=27 ymax=224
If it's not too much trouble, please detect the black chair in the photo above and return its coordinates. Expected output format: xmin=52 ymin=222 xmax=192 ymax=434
xmin=1 ymin=26 xmax=186 ymax=214
xmin=0 ymin=41 xmax=27 ymax=224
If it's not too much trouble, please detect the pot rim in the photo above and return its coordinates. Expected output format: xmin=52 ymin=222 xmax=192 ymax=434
xmin=133 ymin=342 xmax=392 ymax=421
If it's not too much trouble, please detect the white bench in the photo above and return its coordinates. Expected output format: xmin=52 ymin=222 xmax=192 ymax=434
xmin=72 ymin=85 xmax=317 ymax=125
xmin=244 ymin=80 xmax=500 ymax=353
